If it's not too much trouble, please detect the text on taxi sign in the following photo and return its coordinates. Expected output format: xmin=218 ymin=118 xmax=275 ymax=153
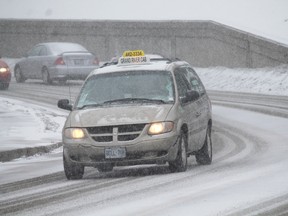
xmin=123 ymin=50 xmax=145 ymax=57
xmin=119 ymin=56 xmax=148 ymax=64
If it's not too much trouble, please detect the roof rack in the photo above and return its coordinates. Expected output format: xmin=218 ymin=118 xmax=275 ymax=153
xmin=100 ymin=61 xmax=118 ymax=68
xmin=150 ymin=57 xmax=181 ymax=63
xmin=100 ymin=57 xmax=181 ymax=68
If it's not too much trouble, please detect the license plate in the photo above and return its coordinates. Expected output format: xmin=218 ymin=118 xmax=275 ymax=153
xmin=105 ymin=147 xmax=126 ymax=159
xmin=74 ymin=59 xmax=84 ymax=65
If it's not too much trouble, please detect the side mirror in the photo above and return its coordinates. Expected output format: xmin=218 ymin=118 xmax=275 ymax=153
xmin=58 ymin=99 xmax=72 ymax=111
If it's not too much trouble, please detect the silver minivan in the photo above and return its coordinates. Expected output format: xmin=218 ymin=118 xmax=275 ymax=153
xmin=58 ymin=55 xmax=212 ymax=180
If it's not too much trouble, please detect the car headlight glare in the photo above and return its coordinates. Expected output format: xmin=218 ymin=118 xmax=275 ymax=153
xmin=0 ymin=67 xmax=8 ymax=73
xmin=64 ymin=128 xmax=86 ymax=139
xmin=148 ymin=122 xmax=174 ymax=135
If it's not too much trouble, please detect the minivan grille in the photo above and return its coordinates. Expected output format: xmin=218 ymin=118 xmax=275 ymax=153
xmin=86 ymin=124 xmax=146 ymax=142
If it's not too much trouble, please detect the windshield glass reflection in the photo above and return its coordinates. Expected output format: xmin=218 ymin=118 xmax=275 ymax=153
xmin=75 ymin=70 xmax=175 ymax=109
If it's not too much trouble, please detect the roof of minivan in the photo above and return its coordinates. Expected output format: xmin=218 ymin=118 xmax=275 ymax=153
xmin=91 ymin=59 xmax=188 ymax=76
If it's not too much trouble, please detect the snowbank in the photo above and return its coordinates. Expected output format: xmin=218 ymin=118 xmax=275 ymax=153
xmin=196 ymin=65 xmax=288 ymax=96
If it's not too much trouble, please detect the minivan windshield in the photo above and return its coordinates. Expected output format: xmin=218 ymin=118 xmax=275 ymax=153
xmin=75 ymin=70 xmax=175 ymax=109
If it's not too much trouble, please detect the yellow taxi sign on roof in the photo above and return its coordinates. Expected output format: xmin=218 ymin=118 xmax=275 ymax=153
xmin=122 ymin=50 xmax=145 ymax=57
xmin=118 ymin=50 xmax=150 ymax=65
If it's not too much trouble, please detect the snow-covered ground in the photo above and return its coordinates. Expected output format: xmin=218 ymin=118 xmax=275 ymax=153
xmin=0 ymin=0 xmax=287 ymax=45
xmin=0 ymin=97 xmax=66 ymax=151
xmin=0 ymin=96 xmax=66 ymax=184
xmin=196 ymin=65 xmax=288 ymax=96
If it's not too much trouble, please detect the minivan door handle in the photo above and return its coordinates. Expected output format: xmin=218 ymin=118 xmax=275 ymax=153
xmin=195 ymin=111 xmax=201 ymax=117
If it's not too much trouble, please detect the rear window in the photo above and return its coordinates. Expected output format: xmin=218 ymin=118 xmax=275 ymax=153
xmin=49 ymin=43 xmax=87 ymax=55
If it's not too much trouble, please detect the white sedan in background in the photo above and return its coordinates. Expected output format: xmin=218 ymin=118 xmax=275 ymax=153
xmin=14 ymin=42 xmax=99 ymax=85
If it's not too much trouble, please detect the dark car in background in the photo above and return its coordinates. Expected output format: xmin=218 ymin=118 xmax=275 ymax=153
xmin=14 ymin=42 xmax=99 ymax=84
xmin=0 ymin=58 xmax=11 ymax=90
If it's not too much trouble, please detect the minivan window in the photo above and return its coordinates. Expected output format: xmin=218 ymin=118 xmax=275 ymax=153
xmin=174 ymin=68 xmax=192 ymax=97
xmin=186 ymin=67 xmax=206 ymax=95
xmin=75 ymin=70 xmax=175 ymax=109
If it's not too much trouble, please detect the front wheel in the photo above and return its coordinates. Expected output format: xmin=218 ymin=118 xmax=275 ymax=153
xmin=63 ymin=153 xmax=84 ymax=180
xmin=42 ymin=68 xmax=52 ymax=85
xmin=195 ymin=125 xmax=212 ymax=165
xmin=15 ymin=66 xmax=25 ymax=83
xmin=169 ymin=131 xmax=188 ymax=173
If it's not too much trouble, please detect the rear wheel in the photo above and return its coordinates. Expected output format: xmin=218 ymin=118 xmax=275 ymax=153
xmin=58 ymin=79 xmax=67 ymax=85
xmin=195 ymin=125 xmax=212 ymax=165
xmin=42 ymin=68 xmax=52 ymax=84
xmin=63 ymin=153 xmax=84 ymax=180
xmin=169 ymin=131 xmax=188 ymax=173
xmin=15 ymin=66 xmax=25 ymax=83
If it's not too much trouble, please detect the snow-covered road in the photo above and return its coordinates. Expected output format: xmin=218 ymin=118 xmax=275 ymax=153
xmin=1 ymin=103 xmax=288 ymax=216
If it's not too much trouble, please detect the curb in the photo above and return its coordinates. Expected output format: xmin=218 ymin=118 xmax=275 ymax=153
xmin=0 ymin=142 xmax=63 ymax=162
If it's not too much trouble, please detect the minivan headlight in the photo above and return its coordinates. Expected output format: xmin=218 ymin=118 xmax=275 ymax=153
xmin=64 ymin=128 xmax=86 ymax=139
xmin=148 ymin=122 xmax=174 ymax=135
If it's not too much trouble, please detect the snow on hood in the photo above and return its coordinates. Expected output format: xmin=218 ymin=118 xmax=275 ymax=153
xmin=66 ymin=104 xmax=174 ymax=127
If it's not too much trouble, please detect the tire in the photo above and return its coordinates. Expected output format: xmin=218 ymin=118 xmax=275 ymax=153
xmin=42 ymin=68 xmax=52 ymax=84
xmin=195 ymin=125 xmax=212 ymax=165
xmin=0 ymin=83 xmax=9 ymax=90
xmin=63 ymin=153 xmax=84 ymax=180
xmin=15 ymin=66 xmax=25 ymax=83
xmin=58 ymin=79 xmax=67 ymax=85
xmin=97 ymin=164 xmax=114 ymax=172
xmin=169 ymin=131 xmax=188 ymax=173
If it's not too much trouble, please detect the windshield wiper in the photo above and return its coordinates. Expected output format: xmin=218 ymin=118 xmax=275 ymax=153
xmin=103 ymin=98 xmax=167 ymax=104
xmin=77 ymin=103 xmax=103 ymax=110
xmin=77 ymin=98 xmax=168 ymax=109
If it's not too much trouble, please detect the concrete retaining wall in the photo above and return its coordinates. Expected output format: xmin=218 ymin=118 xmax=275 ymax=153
xmin=0 ymin=19 xmax=287 ymax=68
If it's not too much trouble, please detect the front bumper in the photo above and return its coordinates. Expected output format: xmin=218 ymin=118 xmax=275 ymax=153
xmin=63 ymin=134 xmax=179 ymax=167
